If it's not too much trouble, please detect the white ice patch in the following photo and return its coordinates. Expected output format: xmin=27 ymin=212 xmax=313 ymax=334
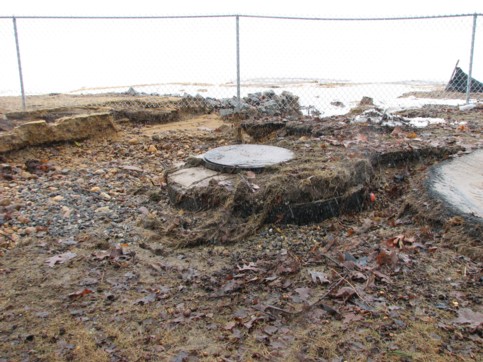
xmin=352 ymin=109 xmax=446 ymax=128
xmin=406 ymin=117 xmax=445 ymax=128
xmin=459 ymin=103 xmax=477 ymax=111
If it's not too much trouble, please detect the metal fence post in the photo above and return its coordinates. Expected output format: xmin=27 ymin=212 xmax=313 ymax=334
xmin=466 ymin=13 xmax=478 ymax=104
xmin=236 ymin=15 xmax=241 ymax=110
xmin=13 ymin=17 xmax=27 ymax=111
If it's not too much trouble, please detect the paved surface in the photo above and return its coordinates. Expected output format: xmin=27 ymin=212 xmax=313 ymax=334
xmin=430 ymin=149 xmax=483 ymax=219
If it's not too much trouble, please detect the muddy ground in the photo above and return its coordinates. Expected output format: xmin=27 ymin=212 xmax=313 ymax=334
xmin=0 ymin=95 xmax=482 ymax=361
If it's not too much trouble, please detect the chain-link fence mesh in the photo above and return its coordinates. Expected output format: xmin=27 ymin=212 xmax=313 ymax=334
xmin=0 ymin=14 xmax=481 ymax=115
xmin=239 ymin=14 xmax=482 ymax=117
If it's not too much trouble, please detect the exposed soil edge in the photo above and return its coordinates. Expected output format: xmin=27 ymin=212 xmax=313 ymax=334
xmin=397 ymin=172 xmax=482 ymax=261
xmin=0 ymin=112 xmax=117 ymax=153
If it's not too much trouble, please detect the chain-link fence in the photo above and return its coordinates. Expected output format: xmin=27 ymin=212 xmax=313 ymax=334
xmin=0 ymin=14 xmax=481 ymax=115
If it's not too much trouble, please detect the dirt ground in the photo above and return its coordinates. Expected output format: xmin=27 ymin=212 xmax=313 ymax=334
xmin=0 ymin=95 xmax=482 ymax=361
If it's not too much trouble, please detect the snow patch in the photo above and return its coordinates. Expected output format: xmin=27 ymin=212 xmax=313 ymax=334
xmin=352 ymin=109 xmax=446 ymax=128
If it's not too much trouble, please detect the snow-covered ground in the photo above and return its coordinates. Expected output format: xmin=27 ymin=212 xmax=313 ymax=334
xmin=66 ymin=79 xmax=471 ymax=116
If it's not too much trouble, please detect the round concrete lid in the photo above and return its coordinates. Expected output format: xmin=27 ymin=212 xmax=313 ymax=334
xmin=203 ymin=144 xmax=294 ymax=171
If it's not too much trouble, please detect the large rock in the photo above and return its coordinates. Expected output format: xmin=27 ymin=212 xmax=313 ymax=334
xmin=0 ymin=112 xmax=117 ymax=153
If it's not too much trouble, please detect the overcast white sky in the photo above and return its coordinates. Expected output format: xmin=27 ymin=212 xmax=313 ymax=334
xmin=1 ymin=0 xmax=482 ymax=17
xmin=1 ymin=0 xmax=482 ymax=96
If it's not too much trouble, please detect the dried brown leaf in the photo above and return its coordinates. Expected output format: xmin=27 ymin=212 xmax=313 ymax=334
xmin=224 ymin=321 xmax=237 ymax=330
xmin=68 ymin=288 xmax=93 ymax=299
xmin=45 ymin=252 xmax=76 ymax=267
xmin=372 ymin=270 xmax=392 ymax=283
xmin=295 ymin=287 xmax=312 ymax=302
xmin=334 ymin=287 xmax=356 ymax=300
xmin=376 ymin=249 xmax=398 ymax=267
xmin=343 ymin=312 xmax=364 ymax=324
xmin=309 ymin=270 xmax=330 ymax=284
xmin=452 ymin=308 xmax=483 ymax=328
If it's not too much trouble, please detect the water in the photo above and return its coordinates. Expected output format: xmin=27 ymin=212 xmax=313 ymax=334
xmin=431 ymin=149 xmax=483 ymax=219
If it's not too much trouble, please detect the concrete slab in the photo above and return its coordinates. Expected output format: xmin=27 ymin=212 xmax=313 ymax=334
xmin=169 ymin=167 xmax=234 ymax=189
xmin=167 ymin=167 xmax=236 ymax=210
xmin=430 ymin=149 xmax=483 ymax=220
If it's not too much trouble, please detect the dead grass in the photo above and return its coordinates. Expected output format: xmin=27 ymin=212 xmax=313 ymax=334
xmin=288 ymin=322 xmax=342 ymax=360
xmin=5 ymin=315 xmax=111 ymax=362
xmin=388 ymin=321 xmax=446 ymax=362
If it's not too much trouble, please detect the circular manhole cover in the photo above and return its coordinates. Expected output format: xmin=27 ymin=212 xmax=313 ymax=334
xmin=203 ymin=144 xmax=294 ymax=171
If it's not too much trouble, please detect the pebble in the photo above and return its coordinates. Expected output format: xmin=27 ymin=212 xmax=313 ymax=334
xmin=25 ymin=226 xmax=36 ymax=235
xmin=95 ymin=206 xmax=111 ymax=214
xmin=5 ymin=204 xmax=22 ymax=212
xmin=147 ymin=145 xmax=158 ymax=154
xmin=61 ymin=206 xmax=72 ymax=218
xmin=90 ymin=186 xmax=101 ymax=192
xmin=138 ymin=206 xmax=149 ymax=215
xmin=51 ymin=195 xmax=64 ymax=202
xmin=128 ymin=137 xmax=140 ymax=145
xmin=100 ymin=192 xmax=111 ymax=200
xmin=17 ymin=215 xmax=30 ymax=224
xmin=0 ymin=198 xmax=11 ymax=207
xmin=20 ymin=171 xmax=36 ymax=179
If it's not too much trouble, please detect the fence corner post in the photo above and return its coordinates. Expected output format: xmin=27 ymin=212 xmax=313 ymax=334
xmin=13 ymin=16 xmax=26 ymax=111
xmin=236 ymin=15 xmax=241 ymax=110
xmin=466 ymin=13 xmax=478 ymax=104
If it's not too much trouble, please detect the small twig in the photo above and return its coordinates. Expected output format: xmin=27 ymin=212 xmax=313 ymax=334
xmin=307 ymin=276 xmax=346 ymax=310
xmin=321 ymin=253 xmax=343 ymax=268
xmin=321 ymin=238 xmax=336 ymax=253
xmin=329 ymin=267 xmax=374 ymax=307
xmin=266 ymin=276 xmax=346 ymax=318
xmin=265 ymin=304 xmax=296 ymax=315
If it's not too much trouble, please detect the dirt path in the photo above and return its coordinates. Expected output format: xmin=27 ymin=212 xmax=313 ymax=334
xmin=141 ymin=114 xmax=225 ymax=135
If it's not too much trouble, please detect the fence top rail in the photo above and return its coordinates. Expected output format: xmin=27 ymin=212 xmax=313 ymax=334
xmin=0 ymin=13 xmax=481 ymax=21
xmin=242 ymin=13 xmax=482 ymax=21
